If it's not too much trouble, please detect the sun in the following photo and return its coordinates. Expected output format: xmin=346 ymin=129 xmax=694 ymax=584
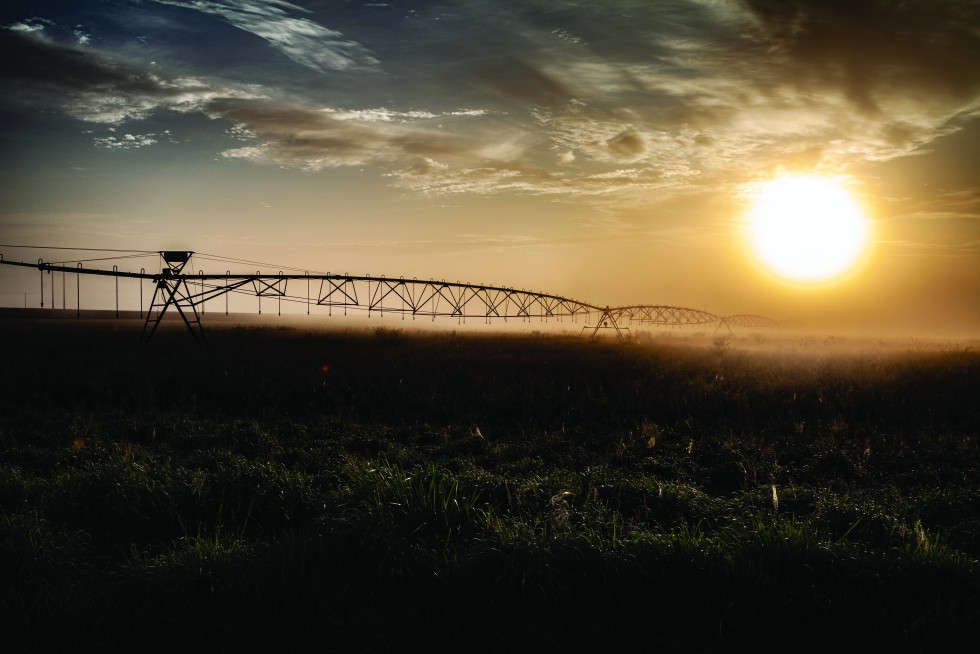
xmin=744 ymin=175 xmax=871 ymax=284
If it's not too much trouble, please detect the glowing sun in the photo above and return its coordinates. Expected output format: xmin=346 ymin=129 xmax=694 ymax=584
xmin=745 ymin=175 xmax=871 ymax=283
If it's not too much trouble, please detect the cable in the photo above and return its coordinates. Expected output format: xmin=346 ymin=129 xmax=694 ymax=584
xmin=0 ymin=245 xmax=157 ymax=254
xmin=3 ymin=247 xmax=327 ymax=275
xmin=46 ymin=253 xmax=158 ymax=265
xmin=194 ymin=252 xmax=330 ymax=275
xmin=195 ymin=253 xmax=294 ymax=268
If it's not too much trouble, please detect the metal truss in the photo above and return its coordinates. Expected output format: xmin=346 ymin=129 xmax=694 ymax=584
xmin=315 ymin=274 xmax=591 ymax=322
xmin=1 ymin=250 xmax=783 ymax=341
xmin=718 ymin=314 xmax=781 ymax=330
xmin=612 ymin=305 xmax=720 ymax=326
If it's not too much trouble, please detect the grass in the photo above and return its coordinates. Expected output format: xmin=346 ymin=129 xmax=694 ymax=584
xmin=0 ymin=318 xmax=978 ymax=651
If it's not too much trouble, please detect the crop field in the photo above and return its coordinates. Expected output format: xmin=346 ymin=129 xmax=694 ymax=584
xmin=1 ymin=317 xmax=978 ymax=652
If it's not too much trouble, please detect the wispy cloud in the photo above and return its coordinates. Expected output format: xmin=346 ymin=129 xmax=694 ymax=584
xmin=8 ymin=18 xmax=50 ymax=34
xmin=214 ymin=99 xmax=496 ymax=170
xmin=880 ymin=189 xmax=980 ymax=224
xmin=321 ymin=108 xmax=488 ymax=123
xmin=92 ymin=130 xmax=175 ymax=149
xmin=1 ymin=26 xmax=263 ymax=124
xmin=152 ymin=0 xmax=379 ymax=73
xmin=295 ymin=232 xmax=559 ymax=258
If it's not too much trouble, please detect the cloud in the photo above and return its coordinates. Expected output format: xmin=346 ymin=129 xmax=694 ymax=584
xmin=213 ymin=99 xmax=497 ymax=170
xmin=881 ymin=188 xmax=980 ymax=224
xmin=0 ymin=24 xmax=504 ymax=173
xmin=737 ymin=0 xmax=980 ymax=111
xmin=385 ymin=156 xmax=689 ymax=199
xmin=92 ymin=131 xmax=174 ymax=149
xmin=3 ymin=1 xmax=978 ymax=207
xmin=499 ymin=0 xmax=980 ymax=186
xmin=470 ymin=55 xmax=576 ymax=107
xmin=0 ymin=26 xmax=262 ymax=124
xmin=291 ymin=232 xmax=561 ymax=260
xmin=606 ymin=129 xmax=645 ymax=159
xmin=153 ymin=0 xmax=379 ymax=72
xmin=8 ymin=19 xmax=50 ymax=34
xmin=684 ymin=1 xmax=980 ymax=164
xmin=320 ymin=107 xmax=487 ymax=123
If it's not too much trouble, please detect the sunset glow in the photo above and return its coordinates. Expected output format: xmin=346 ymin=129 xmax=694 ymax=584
xmin=0 ymin=1 xmax=978 ymax=334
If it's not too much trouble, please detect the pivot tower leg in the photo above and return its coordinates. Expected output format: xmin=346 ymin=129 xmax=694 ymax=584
xmin=583 ymin=306 xmax=629 ymax=339
xmin=140 ymin=251 xmax=205 ymax=343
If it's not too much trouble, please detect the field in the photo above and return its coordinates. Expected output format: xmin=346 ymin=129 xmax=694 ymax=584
xmin=1 ymin=317 xmax=978 ymax=652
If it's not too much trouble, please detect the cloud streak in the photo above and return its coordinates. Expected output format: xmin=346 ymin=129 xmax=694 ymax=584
xmin=153 ymin=0 xmax=379 ymax=72
xmin=214 ymin=99 xmax=498 ymax=170
xmin=0 ymin=26 xmax=262 ymax=124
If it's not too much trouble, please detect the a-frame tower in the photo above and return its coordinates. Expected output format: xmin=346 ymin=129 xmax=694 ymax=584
xmin=141 ymin=251 xmax=205 ymax=343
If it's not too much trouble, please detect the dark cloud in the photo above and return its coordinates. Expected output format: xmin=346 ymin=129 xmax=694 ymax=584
xmin=0 ymin=28 xmax=165 ymax=96
xmin=212 ymin=98 xmax=484 ymax=169
xmin=739 ymin=0 xmax=980 ymax=111
xmin=0 ymin=27 xmax=257 ymax=123
xmin=469 ymin=56 xmax=575 ymax=107
xmin=606 ymin=128 xmax=645 ymax=159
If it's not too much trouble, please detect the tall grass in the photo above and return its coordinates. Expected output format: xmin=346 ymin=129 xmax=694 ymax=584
xmin=0 ymin=321 xmax=977 ymax=650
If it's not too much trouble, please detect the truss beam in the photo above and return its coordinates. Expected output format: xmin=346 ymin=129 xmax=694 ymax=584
xmin=0 ymin=253 xmax=784 ymax=342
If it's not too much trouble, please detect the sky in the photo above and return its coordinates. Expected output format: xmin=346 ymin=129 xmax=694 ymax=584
xmin=1 ymin=0 xmax=978 ymax=335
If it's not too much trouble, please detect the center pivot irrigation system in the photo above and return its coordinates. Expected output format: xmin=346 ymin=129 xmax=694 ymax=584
xmin=0 ymin=247 xmax=783 ymax=342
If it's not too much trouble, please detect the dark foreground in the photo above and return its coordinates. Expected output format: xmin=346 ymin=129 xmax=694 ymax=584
xmin=1 ymin=319 xmax=978 ymax=652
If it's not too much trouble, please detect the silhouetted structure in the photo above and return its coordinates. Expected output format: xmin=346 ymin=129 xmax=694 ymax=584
xmin=0 ymin=248 xmax=784 ymax=341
